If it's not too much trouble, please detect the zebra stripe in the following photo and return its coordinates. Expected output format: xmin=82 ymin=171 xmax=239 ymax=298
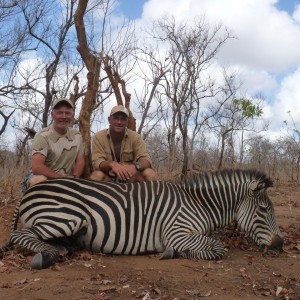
xmin=4 ymin=169 xmax=283 ymax=269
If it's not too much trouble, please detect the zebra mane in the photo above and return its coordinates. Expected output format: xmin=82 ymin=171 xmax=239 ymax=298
xmin=177 ymin=169 xmax=273 ymax=189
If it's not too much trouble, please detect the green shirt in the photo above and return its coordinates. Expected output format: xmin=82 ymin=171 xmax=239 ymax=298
xmin=92 ymin=128 xmax=152 ymax=170
xmin=32 ymin=124 xmax=84 ymax=176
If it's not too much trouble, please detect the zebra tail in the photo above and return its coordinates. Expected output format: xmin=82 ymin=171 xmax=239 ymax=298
xmin=0 ymin=200 xmax=21 ymax=257
xmin=10 ymin=200 xmax=21 ymax=233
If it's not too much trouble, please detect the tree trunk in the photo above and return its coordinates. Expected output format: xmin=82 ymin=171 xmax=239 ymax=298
xmin=103 ymin=55 xmax=135 ymax=131
xmin=74 ymin=0 xmax=101 ymax=177
xmin=181 ymin=129 xmax=189 ymax=179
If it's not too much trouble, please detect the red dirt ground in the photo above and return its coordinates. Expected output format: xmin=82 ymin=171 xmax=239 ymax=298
xmin=0 ymin=182 xmax=299 ymax=300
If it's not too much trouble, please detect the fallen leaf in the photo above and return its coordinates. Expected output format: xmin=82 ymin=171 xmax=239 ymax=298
xmin=0 ymin=283 xmax=13 ymax=288
xmin=245 ymin=255 xmax=256 ymax=264
xmin=276 ymin=286 xmax=283 ymax=297
xmin=50 ymin=265 xmax=62 ymax=271
xmin=81 ymin=251 xmax=93 ymax=261
xmin=101 ymin=279 xmax=112 ymax=285
xmin=273 ymin=272 xmax=282 ymax=277
xmin=119 ymin=274 xmax=128 ymax=283
xmin=142 ymin=292 xmax=151 ymax=300
xmin=293 ymin=244 xmax=300 ymax=251
xmin=98 ymin=286 xmax=117 ymax=293
xmin=84 ymin=263 xmax=92 ymax=268
xmin=152 ymin=287 xmax=161 ymax=295
xmin=0 ymin=266 xmax=8 ymax=273
xmin=186 ymin=289 xmax=211 ymax=297
xmin=261 ymin=290 xmax=271 ymax=296
xmin=13 ymin=278 xmax=29 ymax=286
xmin=200 ymin=290 xmax=212 ymax=297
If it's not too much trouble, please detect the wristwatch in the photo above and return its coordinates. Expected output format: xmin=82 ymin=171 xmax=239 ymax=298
xmin=134 ymin=162 xmax=142 ymax=171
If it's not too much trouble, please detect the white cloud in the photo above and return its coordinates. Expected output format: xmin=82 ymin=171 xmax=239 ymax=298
xmin=293 ymin=3 xmax=300 ymax=22
xmin=141 ymin=0 xmax=300 ymax=72
xmin=138 ymin=0 xmax=300 ymax=138
xmin=232 ymin=65 xmax=278 ymax=96
xmin=219 ymin=2 xmax=300 ymax=72
xmin=272 ymin=67 xmax=300 ymax=120
xmin=258 ymin=66 xmax=300 ymax=140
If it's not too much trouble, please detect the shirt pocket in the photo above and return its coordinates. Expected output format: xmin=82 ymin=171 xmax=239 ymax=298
xmin=122 ymin=149 xmax=134 ymax=162
xmin=104 ymin=150 xmax=113 ymax=161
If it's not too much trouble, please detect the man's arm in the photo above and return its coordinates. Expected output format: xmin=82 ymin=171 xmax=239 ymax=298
xmin=133 ymin=134 xmax=153 ymax=168
xmin=135 ymin=158 xmax=151 ymax=171
xmin=72 ymin=154 xmax=86 ymax=178
xmin=91 ymin=131 xmax=109 ymax=171
xmin=31 ymin=153 xmax=64 ymax=178
xmin=98 ymin=160 xmax=118 ymax=172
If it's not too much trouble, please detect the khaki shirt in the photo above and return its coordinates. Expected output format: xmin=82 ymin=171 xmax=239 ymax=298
xmin=32 ymin=124 xmax=84 ymax=176
xmin=92 ymin=128 xmax=152 ymax=170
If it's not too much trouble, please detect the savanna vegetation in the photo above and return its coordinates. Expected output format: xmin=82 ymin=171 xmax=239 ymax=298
xmin=1 ymin=0 xmax=300 ymax=198
xmin=0 ymin=3 xmax=299 ymax=300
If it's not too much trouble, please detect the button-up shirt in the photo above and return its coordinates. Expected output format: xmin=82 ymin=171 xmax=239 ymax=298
xmin=91 ymin=128 xmax=152 ymax=170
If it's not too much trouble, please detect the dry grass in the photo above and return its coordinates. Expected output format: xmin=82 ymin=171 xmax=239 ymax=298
xmin=0 ymin=166 xmax=27 ymax=206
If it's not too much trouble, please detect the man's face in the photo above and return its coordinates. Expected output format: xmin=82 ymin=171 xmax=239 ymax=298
xmin=109 ymin=112 xmax=128 ymax=133
xmin=51 ymin=105 xmax=74 ymax=133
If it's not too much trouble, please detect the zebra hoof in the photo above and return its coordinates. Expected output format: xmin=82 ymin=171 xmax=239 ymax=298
xmin=160 ymin=247 xmax=175 ymax=260
xmin=29 ymin=253 xmax=55 ymax=269
xmin=3 ymin=241 xmax=14 ymax=251
xmin=0 ymin=242 xmax=13 ymax=259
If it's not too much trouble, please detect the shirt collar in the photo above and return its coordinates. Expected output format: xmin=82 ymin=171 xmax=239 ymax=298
xmin=107 ymin=127 xmax=128 ymax=137
xmin=50 ymin=124 xmax=71 ymax=138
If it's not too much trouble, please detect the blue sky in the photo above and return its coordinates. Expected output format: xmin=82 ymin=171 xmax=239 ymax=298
xmin=117 ymin=0 xmax=299 ymax=18
xmin=117 ymin=0 xmax=145 ymax=18
xmin=114 ymin=0 xmax=300 ymax=139
xmin=2 ymin=0 xmax=300 ymax=147
xmin=276 ymin=0 xmax=299 ymax=13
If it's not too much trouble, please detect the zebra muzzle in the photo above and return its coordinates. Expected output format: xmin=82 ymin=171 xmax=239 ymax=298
xmin=270 ymin=234 xmax=284 ymax=251
xmin=259 ymin=234 xmax=284 ymax=254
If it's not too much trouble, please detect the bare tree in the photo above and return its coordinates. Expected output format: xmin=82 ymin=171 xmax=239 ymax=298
xmin=74 ymin=0 xmax=136 ymax=175
xmin=0 ymin=110 xmax=14 ymax=136
xmin=245 ymin=135 xmax=278 ymax=177
xmin=145 ymin=16 xmax=234 ymax=176
xmin=211 ymin=95 xmax=264 ymax=170
xmin=74 ymin=0 xmax=101 ymax=175
xmin=17 ymin=0 xmax=83 ymax=127
xmin=278 ymin=112 xmax=300 ymax=184
xmin=100 ymin=2 xmax=137 ymax=130
xmin=0 ymin=1 xmax=33 ymax=137
xmin=134 ymin=44 xmax=170 ymax=138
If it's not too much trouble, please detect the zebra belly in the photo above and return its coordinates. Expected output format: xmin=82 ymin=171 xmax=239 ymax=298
xmin=76 ymin=226 xmax=165 ymax=255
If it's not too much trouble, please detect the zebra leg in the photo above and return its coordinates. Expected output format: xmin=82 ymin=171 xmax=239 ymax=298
xmin=0 ymin=241 xmax=14 ymax=259
xmin=160 ymin=233 xmax=225 ymax=260
xmin=9 ymin=220 xmax=87 ymax=269
xmin=9 ymin=228 xmax=63 ymax=269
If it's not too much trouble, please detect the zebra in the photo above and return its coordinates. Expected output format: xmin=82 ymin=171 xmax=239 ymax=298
xmin=1 ymin=169 xmax=283 ymax=269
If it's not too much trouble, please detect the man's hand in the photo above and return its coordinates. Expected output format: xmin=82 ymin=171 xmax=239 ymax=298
xmin=111 ymin=162 xmax=137 ymax=181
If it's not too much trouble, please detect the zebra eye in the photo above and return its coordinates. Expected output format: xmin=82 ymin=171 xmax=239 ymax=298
xmin=258 ymin=204 xmax=268 ymax=212
xmin=249 ymin=181 xmax=266 ymax=192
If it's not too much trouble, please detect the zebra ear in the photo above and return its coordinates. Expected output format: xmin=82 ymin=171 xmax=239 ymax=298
xmin=249 ymin=181 xmax=266 ymax=192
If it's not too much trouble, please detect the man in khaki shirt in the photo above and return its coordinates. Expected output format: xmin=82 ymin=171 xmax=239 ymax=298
xmin=22 ymin=98 xmax=85 ymax=192
xmin=90 ymin=105 xmax=157 ymax=183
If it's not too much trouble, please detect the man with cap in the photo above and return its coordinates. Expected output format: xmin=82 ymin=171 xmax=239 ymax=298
xmin=22 ymin=98 xmax=85 ymax=192
xmin=90 ymin=105 xmax=157 ymax=183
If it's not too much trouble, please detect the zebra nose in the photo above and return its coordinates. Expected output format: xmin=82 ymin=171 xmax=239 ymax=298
xmin=270 ymin=234 xmax=284 ymax=250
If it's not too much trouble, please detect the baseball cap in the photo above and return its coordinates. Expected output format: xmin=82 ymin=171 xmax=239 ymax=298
xmin=52 ymin=98 xmax=74 ymax=110
xmin=110 ymin=105 xmax=129 ymax=117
